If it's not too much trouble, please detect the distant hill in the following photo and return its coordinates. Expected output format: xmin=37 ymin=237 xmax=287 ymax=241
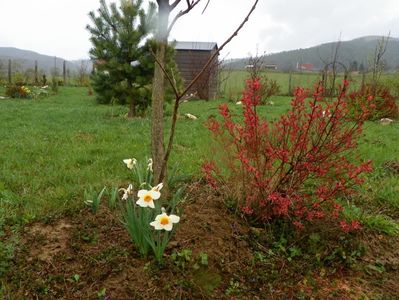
xmin=224 ymin=36 xmax=399 ymax=72
xmin=0 ymin=47 xmax=91 ymax=75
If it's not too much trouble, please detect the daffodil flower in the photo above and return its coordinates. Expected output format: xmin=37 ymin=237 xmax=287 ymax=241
xmin=152 ymin=182 xmax=163 ymax=192
xmin=123 ymin=158 xmax=137 ymax=169
xmin=136 ymin=187 xmax=160 ymax=208
xmin=119 ymin=184 xmax=134 ymax=200
xmin=147 ymin=158 xmax=153 ymax=172
xmin=150 ymin=208 xmax=180 ymax=231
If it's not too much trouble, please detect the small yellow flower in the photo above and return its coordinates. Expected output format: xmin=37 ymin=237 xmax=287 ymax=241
xmin=136 ymin=187 xmax=160 ymax=208
xmin=123 ymin=158 xmax=137 ymax=169
xmin=150 ymin=208 xmax=180 ymax=231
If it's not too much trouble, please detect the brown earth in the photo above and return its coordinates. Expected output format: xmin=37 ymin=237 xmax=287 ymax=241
xmin=3 ymin=182 xmax=399 ymax=299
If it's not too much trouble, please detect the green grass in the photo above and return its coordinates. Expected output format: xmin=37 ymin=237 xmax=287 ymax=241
xmin=219 ymin=70 xmax=399 ymax=100
xmin=0 ymin=88 xmax=152 ymax=222
xmin=0 ymin=87 xmax=248 ymax=221
xmin=0 ymin=86 xmax=398 ymax=227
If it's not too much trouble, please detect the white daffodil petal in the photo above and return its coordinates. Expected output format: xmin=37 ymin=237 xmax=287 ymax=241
xmin=136 ymin=198 xmax=149 ymax=208
xmin=152 ymin=183 xmax=163 ymax=191
xmin=155 ymin=213 xmax=165 ymax=222
xmin=150 ymin=221 xmax=162 ymax=230
xmin=150 ymin=190 xmax=161 ymax=200
xmin=148 ymin=200 xmax=155 ymax=209
xmin=123 ymin=158 xmax=137 ymax=169
xmin=169 ymin=215 xmax=180 ymax=224
xmin=164 ymin=223 xmax=173 ymax=231
xmin=154 ymin=223 xmax=164 ymax=230
xmin=137 ymin=189 xmax=147 ymax=198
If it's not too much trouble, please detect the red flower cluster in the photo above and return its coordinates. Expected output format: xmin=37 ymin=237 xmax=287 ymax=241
xmin=204 ymin=78 xmax=373 ymax=231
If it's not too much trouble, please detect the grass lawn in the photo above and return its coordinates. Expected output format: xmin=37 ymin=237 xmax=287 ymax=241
xmin=219 ymin=70 xmax=399 ymax=100
xmin=1 ymin=86 xmax=399 ymax=298
xmin=0 ymin=87 xmax=297 ymax=222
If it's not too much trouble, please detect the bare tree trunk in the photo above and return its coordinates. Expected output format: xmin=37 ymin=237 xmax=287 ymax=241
xmin=127 ymin=78 xmax=136 ymax=118
xmin=128 ymin=99 xmax=136 ymax=118
xmin=151 ymin=2 xmax=170 ymax=184
xmin=152 ymin=42 xmax=167 ymax=184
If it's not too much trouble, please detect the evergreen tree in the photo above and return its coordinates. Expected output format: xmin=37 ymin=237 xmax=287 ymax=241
xmin=87 ymin=0 xmax=156 ymax=116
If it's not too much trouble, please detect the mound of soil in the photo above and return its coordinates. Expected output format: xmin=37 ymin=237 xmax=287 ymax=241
xmin=4 ymin=183 xmax=399 ymax=299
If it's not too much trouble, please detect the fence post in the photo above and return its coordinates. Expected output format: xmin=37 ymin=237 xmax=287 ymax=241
xmin=35 ymin=60 xmax=38 ymax=85
xmin=361 ymin=72 xmax=365 ymax=89
xmin=63 ymin=60 xmax=66 ymax=85
xmin=8 ymin=59 xmax=12 ymax=84
xmin=288 ymin=71 xmax=292 ymax=96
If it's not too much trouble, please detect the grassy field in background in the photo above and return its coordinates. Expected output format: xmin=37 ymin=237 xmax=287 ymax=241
xmin=219 ymin=70 xmax=399 ymax=100
xmin=0 ymin=86 xmax=398 ymax=227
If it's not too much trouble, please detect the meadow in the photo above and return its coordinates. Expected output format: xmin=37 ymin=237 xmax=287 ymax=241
xmin=220 ymin=69 xmax=399 ymax=100
xmin=0 ymin=86 xmax=306 ymax=222
xmin=0 ymin=77 xmax=399 ymax=298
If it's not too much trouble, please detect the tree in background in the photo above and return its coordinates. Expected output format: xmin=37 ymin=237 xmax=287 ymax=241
xmin=87 ymin=0 xmax=156 ymax=117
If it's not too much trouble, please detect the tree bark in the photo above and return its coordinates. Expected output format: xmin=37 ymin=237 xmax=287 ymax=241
xmin=151 ymin=1 xmax=170 ymax=184
xmin=127 ymin=78 xmax=136 ymax=118
xmin=151 ymin=43 xmax=166 ymax=183
xmin=128 ymin=98 xmax=136 ymax=118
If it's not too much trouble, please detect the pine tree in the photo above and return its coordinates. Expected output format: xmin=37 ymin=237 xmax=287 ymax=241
xmin=87 ymin=0 xmax=156 ymax=116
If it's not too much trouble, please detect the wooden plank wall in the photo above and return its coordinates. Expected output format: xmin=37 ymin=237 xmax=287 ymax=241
xmin=175 ymin=49 xmax=218 ymax=100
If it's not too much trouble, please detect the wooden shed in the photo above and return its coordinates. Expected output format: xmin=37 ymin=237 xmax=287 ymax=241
xmin=174 ymin=41 xmax=219 ymax=100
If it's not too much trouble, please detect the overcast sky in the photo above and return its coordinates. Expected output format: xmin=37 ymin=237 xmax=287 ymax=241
xmin=1 ymin=0 xmax=398 ymax=60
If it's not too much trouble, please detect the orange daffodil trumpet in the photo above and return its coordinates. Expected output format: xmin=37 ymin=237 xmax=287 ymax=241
xmin=123 ymin=158 xmax=137 ymax=169
xmin=150 ymin=207 xmax=180 ymax=231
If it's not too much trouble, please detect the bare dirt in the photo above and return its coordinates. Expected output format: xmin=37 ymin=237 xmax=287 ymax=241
xmin=4 ymin=182 xmax=399 ymax=299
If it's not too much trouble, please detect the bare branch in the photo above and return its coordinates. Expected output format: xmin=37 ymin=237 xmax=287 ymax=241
xmin=158 ymin=0 xmax=259 ymax=182
xmin=370 ymin=32 xmax=390 ymax=92
xmin=180 ymin=0 xmax=259 ymax=99
xmin=150 ymin=48 xmax=180 ymax=99
xmin=170 ymin=0 xmax=181 ymax=10
xmin=166 ymin=0 xmax=202 ymax=36
xmin=201 ymin=0 xmax=211 ymax=14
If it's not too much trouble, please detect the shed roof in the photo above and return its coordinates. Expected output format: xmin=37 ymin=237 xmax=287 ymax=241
xmin=174 ymin=41 xmax=218 ymax=51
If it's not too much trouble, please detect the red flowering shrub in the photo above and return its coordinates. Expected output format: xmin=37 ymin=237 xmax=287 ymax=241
xmin=204 ymin=78 xmax=372 ymax=231
xmin=347 ymin=84 xmax=398 ymax=120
